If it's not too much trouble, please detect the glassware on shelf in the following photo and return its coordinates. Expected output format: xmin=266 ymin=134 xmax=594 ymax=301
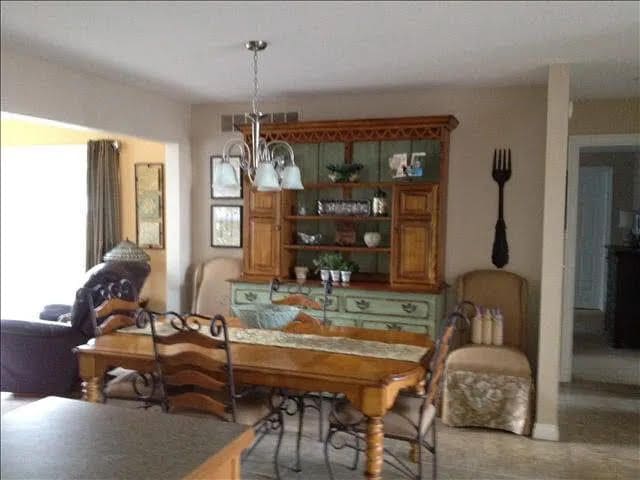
xmin=317 ymin=199 xmax=371 ymax=216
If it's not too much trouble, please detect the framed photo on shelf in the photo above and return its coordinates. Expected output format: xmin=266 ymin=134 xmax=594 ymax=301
xmin=210 ymin=155 xmax=243 ymax=199
xmin=211 ymin=205 xmax=242 ymax=248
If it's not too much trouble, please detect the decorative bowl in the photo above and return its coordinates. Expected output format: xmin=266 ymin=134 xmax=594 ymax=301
xmin=297 ymin=232 xmax=323 ymax=245
xmin=232 ymin=304 xmax=301 ymax=330
xmin=364 ymin=232 xmax=382 ymax=248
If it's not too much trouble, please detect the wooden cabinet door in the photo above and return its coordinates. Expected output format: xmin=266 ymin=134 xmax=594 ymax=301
xmin=391 ymin=220 xmax=437 ymax=285
xmin=244 ymin=216 xmax=280 ymax=276
xmin=391 ymin=183 xmax=440 ymax=287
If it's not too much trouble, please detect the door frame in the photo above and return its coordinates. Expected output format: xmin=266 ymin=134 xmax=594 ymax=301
xmin=560 ymin=133 xmax=640 ymax=383
xmin=575 ymin=165 xmax=612 ymax=310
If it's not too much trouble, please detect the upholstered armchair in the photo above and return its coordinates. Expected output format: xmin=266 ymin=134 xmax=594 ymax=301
xmin=441 ymin=270 xmax=533 ymax=435
xmin=191 ymin=257 xmax=242 ymax=317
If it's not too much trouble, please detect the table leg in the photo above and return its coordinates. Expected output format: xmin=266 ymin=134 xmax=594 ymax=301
xmin=81 ymin=376 xmax=103 ymax=403
xmin=365 ymin=416 xmax=383 ymax=480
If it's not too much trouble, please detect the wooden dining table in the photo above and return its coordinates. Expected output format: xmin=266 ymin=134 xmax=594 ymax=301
xmin=75 ymin=318 xmax=433 ymax=480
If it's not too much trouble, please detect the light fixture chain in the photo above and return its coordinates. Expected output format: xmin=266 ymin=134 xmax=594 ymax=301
xmin=252 ymin=48 xmax=259 ymax=114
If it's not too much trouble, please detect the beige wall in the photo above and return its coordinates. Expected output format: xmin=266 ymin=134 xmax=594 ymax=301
xmin=191 ymin=86 xmax=548 ymax=363
xmin=570 ymin=98 xmax=640 ymax=135
xmin=1 ymin=118 xmax=167 ymax=310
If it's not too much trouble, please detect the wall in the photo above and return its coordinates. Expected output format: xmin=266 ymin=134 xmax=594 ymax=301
xmin=580 ymin=151 xmax=640 ymax=245
xmin=1 ymin=118 xmax=167 ymax=310
xmin=191 ymin=86 xmax=548 ymax=364
xmin=1 ymin=48 xmax=192 ymax=310
xmin=570 ymin=98 xmax=640 ymax=135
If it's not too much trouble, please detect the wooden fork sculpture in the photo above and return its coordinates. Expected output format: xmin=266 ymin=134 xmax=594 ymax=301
xmin=491 ymin=149 xmax=512 ymax=268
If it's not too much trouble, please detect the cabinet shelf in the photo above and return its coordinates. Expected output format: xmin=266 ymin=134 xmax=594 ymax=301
xmin=284 ymin=244 xmax=390 ymax=253
xmin=285 ymin=215 xmax=390 ymax=222
xmin=302 ymin=182 xmax=394 ymax=189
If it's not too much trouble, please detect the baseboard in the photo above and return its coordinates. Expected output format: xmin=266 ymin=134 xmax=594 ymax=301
xmin=532 ymin=422 xmax=559 ymax=441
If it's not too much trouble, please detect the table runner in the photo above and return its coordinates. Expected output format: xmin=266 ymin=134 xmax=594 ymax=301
xmin=118 ymin=322 xmax=429 ymax=363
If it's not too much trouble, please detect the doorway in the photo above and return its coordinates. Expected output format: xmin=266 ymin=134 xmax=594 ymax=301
xmin=561 ymin=134 xmax=640 ymax=385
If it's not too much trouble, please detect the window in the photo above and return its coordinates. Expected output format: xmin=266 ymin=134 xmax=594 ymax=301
xmin=1 ymin=144 xmax=87 ymax=319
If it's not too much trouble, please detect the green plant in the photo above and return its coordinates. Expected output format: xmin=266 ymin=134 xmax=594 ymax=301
xmin=313 ymin=252 xmax=344 ymax=273
xmin=339 ymin=260 xmax=359 ymax=273
xmin=326 ymin=163 xmax=364 ymax=182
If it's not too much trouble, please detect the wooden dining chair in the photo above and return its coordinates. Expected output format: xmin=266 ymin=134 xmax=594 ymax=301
xmin=141 ymin=309 xmax=286 ymax=480
xmin=323 ymin=310 xmax=469 ymax=480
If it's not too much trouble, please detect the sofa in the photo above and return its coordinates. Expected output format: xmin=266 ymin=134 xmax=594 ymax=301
xmin=0 ymin=261 xmax=149 ymax=395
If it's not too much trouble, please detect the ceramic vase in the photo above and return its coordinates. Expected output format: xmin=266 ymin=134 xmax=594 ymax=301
xmin=330 ymin=270 xmax=341 ymax=283
xmin=364 ymin=232 xmax=381 ymax=248
xmin=320 ymin=269 xmax=331 ymax=283
xmin=340 ymin=271 xmax=352 ymax=286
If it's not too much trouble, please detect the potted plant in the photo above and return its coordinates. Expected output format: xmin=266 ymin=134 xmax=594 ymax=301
xmin=326 ymin=163 xmax=364 ymax=183
xmin=339 ymin=260 xmax=359 ymax=286
xmin=313 ymin=252 xmax=344 ymax=283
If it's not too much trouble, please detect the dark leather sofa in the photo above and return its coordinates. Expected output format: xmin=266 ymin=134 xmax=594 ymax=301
xmin=0 ymin=261 xmax=150 ymax=395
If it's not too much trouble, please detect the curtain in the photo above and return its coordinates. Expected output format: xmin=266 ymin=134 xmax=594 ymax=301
xmin=86 ymin=140 xmax=121 ymax=269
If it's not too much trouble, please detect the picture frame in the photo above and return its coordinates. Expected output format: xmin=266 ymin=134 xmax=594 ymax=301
xmin=210 ymin=155 xmax=243 ymax=199
xmin=135 ymin=163 xmax=164 ymax=249
xmin=211 ymin=205 xmax=243 ymax=248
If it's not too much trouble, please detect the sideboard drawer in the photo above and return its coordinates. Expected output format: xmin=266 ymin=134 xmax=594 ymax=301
xmin=312 ymin=294 xmax=339 ymax=311
xmin=344 ymin=295 xmax=431 ymax=319
xmin=362 ymin=320 xmax=432 ymax=336
xmin=234 ymin=289 xmax=286 ymax=304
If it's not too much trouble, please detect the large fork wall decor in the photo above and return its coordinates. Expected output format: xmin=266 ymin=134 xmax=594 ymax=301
xmin=491 ymin=149 xmax=512 ymax=268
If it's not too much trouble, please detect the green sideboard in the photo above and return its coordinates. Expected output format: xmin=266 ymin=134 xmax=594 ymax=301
xmin=230 ymin=280 xmax=445 ymax=336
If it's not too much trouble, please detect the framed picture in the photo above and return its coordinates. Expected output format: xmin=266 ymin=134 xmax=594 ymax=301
xmin=211 ymin=205 xmax=242 ymax=248
xmin=135 ymin=163 xmax=164 ymax=249
xmin=210 ymin=155 xmax=243 ymax=199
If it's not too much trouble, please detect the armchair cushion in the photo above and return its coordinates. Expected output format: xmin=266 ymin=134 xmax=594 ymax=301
xmin=445 ymin=345 xmax=531 ymax=377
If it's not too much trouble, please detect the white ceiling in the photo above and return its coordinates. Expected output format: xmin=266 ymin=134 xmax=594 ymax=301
xmin=1 ymin=1 xmax=639 ymax=103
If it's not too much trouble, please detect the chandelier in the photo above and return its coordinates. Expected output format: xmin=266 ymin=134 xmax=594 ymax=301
xmin=215 ymin=41 xmax=303 ymax=192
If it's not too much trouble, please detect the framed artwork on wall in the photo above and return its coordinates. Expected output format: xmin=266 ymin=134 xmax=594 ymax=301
xmin=210 ymin=155 xmax=243 ymax=199
xmin=135 ymin=163 xmax=164 ymax=249
xmin=211 ymin=205 xmax=242 ymax=248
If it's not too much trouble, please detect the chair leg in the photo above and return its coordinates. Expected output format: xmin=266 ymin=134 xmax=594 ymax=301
xmin=351 ymin=433 xmax=361 ymax=470
xmin=324 ymin=427 xmax=337 ymax=480
xmin=417 ymin=437 xmax=423 ymax=480
xmin=294 ymin=396 xmax=304 ymax=472
xmin=432 ymin=420 xmax=437 ymax=480
xmin=318 ymin=394 xmax=325 ymax=442
xmin=274 ymin=409 xmax=285 ymax=480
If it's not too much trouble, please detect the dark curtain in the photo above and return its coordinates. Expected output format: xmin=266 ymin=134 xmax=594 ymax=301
xmin=86 ymin=140 xmax=121 ymax=269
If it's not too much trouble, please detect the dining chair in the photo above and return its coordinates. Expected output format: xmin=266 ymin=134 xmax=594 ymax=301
xmin=268 ymin=278 xmax=328 ymax=473
xmin=139 ymin=309 xmax=286 ymax=479
xmin=323 ymin=310 xmax=469 ymax=480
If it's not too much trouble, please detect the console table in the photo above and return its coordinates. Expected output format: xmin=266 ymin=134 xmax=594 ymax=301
xmin=605 ymin=246 xmax=640 ymax=349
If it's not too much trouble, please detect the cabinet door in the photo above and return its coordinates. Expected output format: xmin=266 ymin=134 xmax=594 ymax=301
xmin=245 ymin=216 xmax=280 ymax=276
xmin=397 ymin=184 xmax=437 ymax=218
xmin=391 ymin=220 xmax=437 ymax=285
xmin=249 ymin=190 xmax=278 ymax=216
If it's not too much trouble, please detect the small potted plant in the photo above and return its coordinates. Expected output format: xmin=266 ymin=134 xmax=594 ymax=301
xmin=339 ymin=260 xmax=359 ymax=286
xmin=326 ymin=163 xmax=364 ymax=183
xmin=313 ymin=252 xmax=344 ymax=283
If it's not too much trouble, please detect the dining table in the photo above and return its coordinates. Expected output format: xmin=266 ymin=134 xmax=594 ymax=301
xmin=74 ymin=317 xmax=434 ymax=479
xmin=1 ymin=396 xmax=254 ymax=479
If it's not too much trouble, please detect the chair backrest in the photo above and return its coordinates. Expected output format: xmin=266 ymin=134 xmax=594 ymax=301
xmin=79 ymin=280 xmax=140 ymax=336
xmin=191 ymin=258 xmax=242 ymax=317
xmin=425 ymin=312 xmax=467 ymax=408
xmin=268 ymin=278 xmax=327 ymax=323
xmin=139 ymin=310 xmax=237 ymax=422
xmin=456 ymin=269 xmax=528 ymax=350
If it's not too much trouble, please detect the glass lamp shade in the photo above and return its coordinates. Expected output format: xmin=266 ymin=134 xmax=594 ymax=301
xmin=214 ymin=161 xmax=239 ymax=188
xmin=281 ymin=165 xmax=304 ymax=190
xmin=255 ymin=163 xmax=281 ymax=191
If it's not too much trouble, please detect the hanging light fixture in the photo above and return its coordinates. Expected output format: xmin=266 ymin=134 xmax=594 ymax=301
xmin=216 ymin=41 xmax=303 ymax=192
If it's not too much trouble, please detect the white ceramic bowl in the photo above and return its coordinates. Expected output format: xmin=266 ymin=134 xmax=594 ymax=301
xmin=364 ymin=232 xmax=381 ymax=248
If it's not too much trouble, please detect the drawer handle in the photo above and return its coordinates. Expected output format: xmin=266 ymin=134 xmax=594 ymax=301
xmin=401 ymin=303 xmax=417 ymax=314
xmin=355 ymin=300 xmax=370 ymax=311
xmin=386 ymin=323 xmax=403 ymax=331
xmin=244 ymin=292 xmax=258 ymax=302
xmin=320 ymin=298 xmax=333 ymax=307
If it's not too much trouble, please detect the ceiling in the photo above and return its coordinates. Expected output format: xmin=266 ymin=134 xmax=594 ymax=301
xmin=1 ymin=1 xmax=639 ymax=103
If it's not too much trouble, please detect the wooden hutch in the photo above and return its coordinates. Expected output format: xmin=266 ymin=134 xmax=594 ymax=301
xmin=230 ymin=115 xmax=458 ymax=336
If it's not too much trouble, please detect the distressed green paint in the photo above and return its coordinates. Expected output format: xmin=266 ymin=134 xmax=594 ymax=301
xmin=231 ymin=281 xmax=444 ymax=335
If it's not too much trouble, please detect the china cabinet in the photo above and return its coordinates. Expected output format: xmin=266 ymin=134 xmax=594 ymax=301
xmin=235 ymin=115 xmax=458 ymax=331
